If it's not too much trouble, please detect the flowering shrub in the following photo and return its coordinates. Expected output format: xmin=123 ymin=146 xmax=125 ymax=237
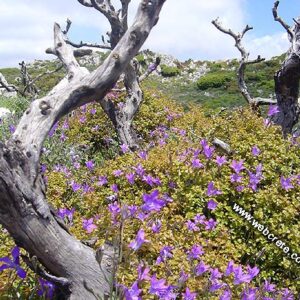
xmin=0 ymin=91 xmax=299 ymax=298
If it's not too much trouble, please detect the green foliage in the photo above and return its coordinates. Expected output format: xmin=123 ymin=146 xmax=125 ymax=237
xmin=136 ymin=54 xmax=146 ymax=66
xmin=196 ymin=71 xmax=234 ymax=90
xmin=160 ymin=64 xmax=180 ymax=77
xmin=39 ymin=95 xmax=300 ymax=295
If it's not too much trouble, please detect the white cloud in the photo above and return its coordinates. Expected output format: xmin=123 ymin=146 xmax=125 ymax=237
xmin=0 ymin=0 xmax=291 ymax=67
xmin=142 ymin=0 xmax=247 ymax=60
xmin=246 ymin=32 xmax=289 ymax=59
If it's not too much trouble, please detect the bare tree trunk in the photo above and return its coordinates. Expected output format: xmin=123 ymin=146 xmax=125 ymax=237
xmin=271 ymin=1 xmax=300 ymax=136
xmin=74 ymin=0 xmax=160 ymax=149
xmin=212 ymin=19 xmax=277 ymax=110
xmin=0 ymin=1 xmax=166 ymax=298
xmin=0 ymin=143 xmax=112 ymax=298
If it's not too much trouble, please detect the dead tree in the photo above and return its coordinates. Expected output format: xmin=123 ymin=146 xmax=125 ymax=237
xmin=19 ymin=61 xmax=39 ymax=96
xmin=0 ymin=72 xmax=19 ymax=95
xmin=0 ymin=1 xmax=165 ymax=299
xmin=63 ymin=0 xmax=161 ymax=150
xmin=271 ymin=1 xmax=300 ymax=136
xmin=212 ymin=18 xmax=277 ymax=110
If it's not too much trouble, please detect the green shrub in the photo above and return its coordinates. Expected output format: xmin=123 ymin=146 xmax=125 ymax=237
xmin=196 ymin=72 xmax=234 ymax=90
xmin=160 ymin=64 xmax=180 ymax=77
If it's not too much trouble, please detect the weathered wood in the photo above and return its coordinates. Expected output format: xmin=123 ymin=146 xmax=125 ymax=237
xmin=271 ymin=1 xmax=300 ymax=136
xmin=212 ymin=18 xmax=276 ymax=110
xmin=75 ymin=0 xmax=161 ymax=149
xmin=0 ymin=1 xmax=166 ymax=298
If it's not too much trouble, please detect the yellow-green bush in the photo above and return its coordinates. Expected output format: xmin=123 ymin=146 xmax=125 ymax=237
xmin=0 ymin=91 xmax=299 ymax=298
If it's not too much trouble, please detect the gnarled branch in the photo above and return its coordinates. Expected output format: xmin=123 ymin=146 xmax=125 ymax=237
xmin=272 ymin=0 xmax=294 ymax=40
xmin=0 ymin=1 xmax=166 ymax=298
xmin=212 ymin=18 xmax=273 ymax=110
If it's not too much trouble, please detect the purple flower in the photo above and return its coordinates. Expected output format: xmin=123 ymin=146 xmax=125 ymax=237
xmin=205 ymin=218 xmax=217 ymax=230
xmin=113 ymin=169 xmax=123 ymax=177
xmin=79 ymin=115 xmax=86 ymax=123
xmin=142 ymin=190 xmax=166 ymax=212
xmin=37 ymin=278 xmax=55 ymax=299
xmin=280 ymin=176 xmax=294 ymax=190
xmin=263 ymin=279 xmax=276 ymax=292
xmin=128 ymin=205 xmax=138 ymax=218
xmin=220 ymin=290 xmax=232 ymax=300
xmin=90 ymin=108 xmax=97 ymax=115
xmin=251 ymin=145 xmax=260 ymax=156
xmin=233 ymin=266 xmax=251 ymax=284
xmin=60 ymin=133 xmax=66 ymax=141
xmin=267 ymin=105 xmax=280 ymax=117
xmin=82 ymin=218 xmax=97 ymax=233
xmin=216 ymin=156 xmax=227 ymax=167
xmin=236 ymin=185 xmax=245 ymax=192
xmin=98 ymin=176 xmax=108 ymax=186
xmin=178 ymin=270 xmax=189 ymax=285
xmin=185 ymin=220 xmax=199 ymax=232
xmin=207 ymin=199 xmax=218 ymax=210
xmin=200 ymin=139 xmax=214 ymax=159
xmin=108 ymin=202 xmax=121 ymax=217
xmin=149 ymin=275 xmax=174 ymax=298
xmin=111 ymin=184 xmax=119 ymax=193
xmin=248 ymin=171 xmax=262 ymax=191
xmin=148 ymin=63 xmax=158 ymax=72
xmin=129 ymin=229 xmax=148 ymax=251
xmin=134 ymin=164 xmax=146 ymax=177
xmin=120 ymin=143 xmax=129 ymax=154
xmin=0 ymin=246 xmax=26 ymax=279
xmin=188 ymin=244 xmax=204 ymax=260
xmin=230 ymin=173 xmax=243 ymax=183
xmin=126 ymin=173 xmax=136 ymax=185
xmin=225 ymin=261 xmax=235 ymax=276
xmin=195 ymin=261 xmax=209 ymax=276
xmin=207 ymin=181 xmax=222 ymax=197
xmin=48 ymin=122 xmax=58 ymax=137
xmin=209 ymin=280 xmax=225 ymax=292
xmin=82 ymin=183 xmax=93 ymax=194
xmin=73 ymin=162 xmax=80 ymax=169
xmin=281 ymin=288 xmax=295 ymax=300
xmin=264 ymin=118 xmax=271 ymax=127
xmin=156 ymin=246 xmax=173 ymax=264
xmin=247 ymin=265 xmax=259 ymax=280
xmin=241 ymin=287 xmax=257 ymax=300
xmin=210 ymin=268 xmax=222 ymax=281
xmin=85 ymin=160 xmax=95 ymax=170
xmin=70 ymin=181 xmax=81 ymax=192
xmin=182 ymin=287 xmax=197 ymax=300
xmin=40 ymin=164 xmax=47 ymax=174
xmin=138 ymin=151 xmax=148 ymax=160
xmin=151 ymin=219 xmax=162 ymax=233
xmin=142 ymin=174 xmax=161 ymax=187
xmin=62 ymin=120 xmax=69 ymax=129
xmin=191 ymin=159 xmax=204 ymax=169
xmin=137 ymin=263 xmax=150 ymax=282
xmin=231 ymin=160 xmax=245 ymax=173
xmin=57 ymin=208 xmax=75 ymax=223
xmin=123 ymin=281 xmax=142 ymax=300
xmin=194 ymin=214 xmax=206 ymax=224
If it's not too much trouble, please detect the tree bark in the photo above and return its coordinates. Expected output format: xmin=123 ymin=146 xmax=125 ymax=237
xmin=76 ymin=0 xmax=160 ymax=149
xmin=272 ymin=1 xmax=300 ymax=136
xmin=0 ymin=0 xmax=166 ymax=298
xmin=272 ymin=53 xmax=300 ymax=136
xmin=212 ymin=19 xmax=276 ymax=110
xmin=0 ymin=142 xmax=113 ymax=299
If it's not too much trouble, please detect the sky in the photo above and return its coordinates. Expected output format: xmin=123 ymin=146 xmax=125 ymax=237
xmin=0 ymin=0 xmax=299 ymax=68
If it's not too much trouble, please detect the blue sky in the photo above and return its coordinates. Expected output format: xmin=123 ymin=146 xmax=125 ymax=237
xmin=0 ymin=0 xmax=299 ymax=67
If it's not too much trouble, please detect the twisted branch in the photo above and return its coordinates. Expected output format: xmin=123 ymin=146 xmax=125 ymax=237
xmin=212 ymin=18 xmax=274 ymax=109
